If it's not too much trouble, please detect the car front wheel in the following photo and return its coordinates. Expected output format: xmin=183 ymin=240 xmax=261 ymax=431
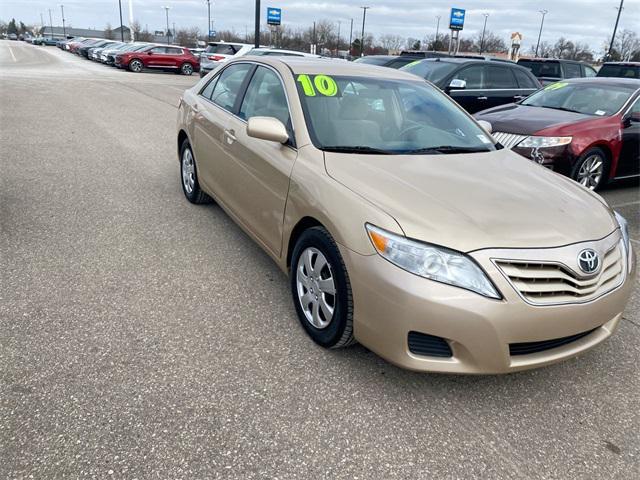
xmin=129 ymin=59 xmax=143 ymax=73
xmin=572 ymin=147 xmax=609 ymax=191
xmin=290 ymin=227 xmax=355 ymax=349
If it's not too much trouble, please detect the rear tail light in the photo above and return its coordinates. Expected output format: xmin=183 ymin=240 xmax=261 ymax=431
xmin=207 ymin=55 xmax=225 ymax=61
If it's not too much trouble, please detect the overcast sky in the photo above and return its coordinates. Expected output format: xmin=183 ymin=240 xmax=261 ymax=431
xmin=2 ymin=0 xmax=639 ymax=53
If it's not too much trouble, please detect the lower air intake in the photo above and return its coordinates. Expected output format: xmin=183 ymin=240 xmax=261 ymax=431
xmin=408 ymin=331 xmax=453 ymax=358
xmin=509 ymin=328 xmax=598 ymax=356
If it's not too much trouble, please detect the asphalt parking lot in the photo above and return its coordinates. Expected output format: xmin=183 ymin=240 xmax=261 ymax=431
xmin=1 ymin=40 xmax=639 ymax=479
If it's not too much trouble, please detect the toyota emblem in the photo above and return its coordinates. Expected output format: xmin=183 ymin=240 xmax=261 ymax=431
xmin=578 ymin=249 xmax=600 ymax=274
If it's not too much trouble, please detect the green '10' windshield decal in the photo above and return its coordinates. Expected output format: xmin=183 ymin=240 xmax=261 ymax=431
xmin=544 ymin=82 xmax=569 ymax=91
xmin=297 ymin=74 xmax=339 ymax=97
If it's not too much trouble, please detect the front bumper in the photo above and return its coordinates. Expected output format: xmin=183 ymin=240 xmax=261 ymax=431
xmin=512 ymin=144 xmax=577 ymax=177
xmin=340 ymin=237 xmax=636 ymax=374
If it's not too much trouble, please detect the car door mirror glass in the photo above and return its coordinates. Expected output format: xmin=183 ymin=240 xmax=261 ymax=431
xmin=247 ymin=117 xmax=289 ymax=144
xmin=449 ymin=78 xmax=467 ymax=90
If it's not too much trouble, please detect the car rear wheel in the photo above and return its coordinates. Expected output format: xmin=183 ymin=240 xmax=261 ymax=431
xmin=572 ymin=147 xmax=609 ymax=191
xmin=129 ymin=59 xmax=143 ymax=73
xmin=180 ymin=63 xmax=194 ymax=76
xmin=180 ymin=139 xmax=211 ymax=204
xmin=290 ymin=227 xmax=355 ymax=349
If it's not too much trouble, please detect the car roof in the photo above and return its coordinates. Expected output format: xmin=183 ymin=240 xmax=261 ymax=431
xmin=601 ymin=61 xmax=640 ymax=66
xmin=560 ymin=77 xmax=640 ymax=87
xmin=518 ymin=58 xmax=587 ymax=64
xmin=236 ymin=57 xmax=422 ymax=80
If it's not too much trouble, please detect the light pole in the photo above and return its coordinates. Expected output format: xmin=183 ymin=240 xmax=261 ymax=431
xmin=336 ymin=20 xmax=341 ymax=56
xmin=59 ymin=4 xmax=66 ymax=38
xmin=348 ymin=18 xmax=353 ymax=57
xmin=479 ymin=13 xmax=489 ymax=54
xmin=534 ymin=9 xmax=548 ymax=58
xmin=360 ymin=6 xmax=369 ymax=57
xmin=118 ymin=0 xmax=124 ymax=41
xmin=434 ymin=15 xmax=440 ymax=51
xmin=162 ymin=6 xmax=171 ymax=45
xmin=607 ymin=0 xmax=624 ymax=60
xmin=254 ymin=0 xmax=260 ymax=48
xmin=206 ymin=0 xmax=211 ymax=42
xmin=48 ymin=9 xmax=54 ymax=39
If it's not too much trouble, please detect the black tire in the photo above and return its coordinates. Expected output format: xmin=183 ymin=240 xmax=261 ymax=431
xmin=179 ymin=139 xmax=211 ymax=204
xmin=128 ymin=59 xmax=143 ymax=73
xmin=571 ymin=147 xmax=609 ymax=191
xmin=290 ymin=227 xmax=355 ymax=349
xmin=180 ymin=63 xmax=194 ymax=76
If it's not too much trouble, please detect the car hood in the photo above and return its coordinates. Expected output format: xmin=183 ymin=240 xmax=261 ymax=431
xmin=474 ymin=104 xmax=592 ymax=135
xmin=324 ymin=148 xmax=615 ymax=252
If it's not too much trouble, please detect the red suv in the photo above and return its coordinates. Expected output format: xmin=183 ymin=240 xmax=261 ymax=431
xmin=115 ymin=45 xmax=200 ymax=75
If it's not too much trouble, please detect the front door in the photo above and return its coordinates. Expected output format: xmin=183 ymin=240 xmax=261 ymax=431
xmin=223 ymin=65 xmax=297 ymax=256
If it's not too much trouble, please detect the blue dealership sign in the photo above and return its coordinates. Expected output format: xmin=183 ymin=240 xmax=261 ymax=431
xmin=267 ymin=7 xmax=282 ymax=26
xmin=449 ymin=7 xmax=466 ymax=30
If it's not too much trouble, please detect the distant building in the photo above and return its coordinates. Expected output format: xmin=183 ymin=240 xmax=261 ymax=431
xmin=40 ymin=25 xmax=131 ymax=40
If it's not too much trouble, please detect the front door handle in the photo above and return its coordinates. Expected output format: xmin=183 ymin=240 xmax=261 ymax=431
xmin=513 ymin=95 xmax=526 ymax=100
xmin=477 ymin=96 xmax=488 ymax=100
xmin=224 ymin=129 xmax=236 ymax=144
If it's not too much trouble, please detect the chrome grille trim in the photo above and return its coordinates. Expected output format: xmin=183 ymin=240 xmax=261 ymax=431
xmin=493 ymin=241 xmax=626 ymax=306
xmin=493 ymin=131 xmax=528 ymax=149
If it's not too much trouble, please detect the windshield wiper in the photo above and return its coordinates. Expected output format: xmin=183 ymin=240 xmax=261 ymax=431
xmin=400 ymin=145 xmax=493 ymax=155
xmin=321 ymin=145 xmax=393 ymax=155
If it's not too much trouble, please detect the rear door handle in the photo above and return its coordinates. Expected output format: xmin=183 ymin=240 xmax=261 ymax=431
xmin=192 ymin=103 xmax=199 ymax=113
xmin=224 ymin=129 xmax=236 ymax=144
xmin=477 ymin=96 xmax=488 ymax=100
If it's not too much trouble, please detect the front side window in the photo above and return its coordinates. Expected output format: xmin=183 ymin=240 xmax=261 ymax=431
xmin=513 ymin=68 xmax=539 ymax=88
xmin=210 ymin=63 xmax=253 ymax=112
xmin=295 ymin=74 xmax=496 ymax=154
xmin=522 ymin=82 xmax=635 ymax=116
xmin=452 ymin=65 xmax=484 ymax=89
xmin=239 ymin=66 xmax=291 ymax=128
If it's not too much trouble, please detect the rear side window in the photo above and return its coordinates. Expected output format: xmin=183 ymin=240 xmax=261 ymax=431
xmin=166 ymin=47 xmax=183 ymax=55
xmin=210 ymin=63 xmax=253 ymax=112
xmin=387 ymin=58 xmax=417 ymax=69
xmin=563 ymin=63 xmax=582 ymax=78
xmin=205 ymin=43 xmax=241 ymax=55
xmin=486 ymin=66 xmax=518 ymax=88
xmin=200 ymin=76 xmax=219 ymax=100
xmin=149 ymin=47 xmax=167 ymax=54
xmin=597 ymin=64 xmax=640 ymax=79
xmin=513 ymin=68 xmax=539 ymax=88
xmin=583 ymin=65 xmax=597 ymax=77
xmin=452 ymin=65 xmax=485 ymax=89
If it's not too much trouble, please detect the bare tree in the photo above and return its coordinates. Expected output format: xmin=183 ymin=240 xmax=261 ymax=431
xmin=378 ymin=34 xmax=404 ymax=54
xmin=473 ymin=30 xmax=507 ymax=53
xmin=104 ymin=23 xmax=114 ymax=40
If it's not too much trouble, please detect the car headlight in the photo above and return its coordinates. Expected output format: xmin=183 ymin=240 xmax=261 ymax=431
xmin=366 ymin=224 xmax=501 ymax=299
xmin=517 ymin=136 xmax=572 ymax=148
xmin=614 ymin=211 xmax=632 ymax=273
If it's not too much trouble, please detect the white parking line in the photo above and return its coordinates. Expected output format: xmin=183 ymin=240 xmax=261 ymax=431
xmin=8 ymin=46 xmax=17 ymax=62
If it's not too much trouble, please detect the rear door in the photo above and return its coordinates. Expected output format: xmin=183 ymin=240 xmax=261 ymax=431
xmin=165 ymin=47 xmax=184 ymax=68
xmin=483 ymin=65 xmax=522 ymax=110
xmin=447 ymin=64 xmax=487 ymax=113
xmin=146 ymin=46 xmax=168 ymax=67
xmin=191 ymin=63 xmax=254 ymax=200
xmin=617 ymin=98 xmax=640 ymax=178
xmin=223 ymin=65 xmax=297 ymax=255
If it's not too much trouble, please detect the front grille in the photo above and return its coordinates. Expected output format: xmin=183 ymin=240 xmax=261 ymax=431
xmin=408 ymin=331 xmax=452 ymax=358
xmin=492 ymin=131 xmax=528 ymax=149
xmin=495 ymin=243 xmax=624 ymax=305
xmin=509 ymin=328 xmax=598 ymax=356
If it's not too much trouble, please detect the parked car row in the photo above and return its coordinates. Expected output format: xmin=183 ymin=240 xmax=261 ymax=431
xmin=55 ymin=37 xmax=201 ymax=75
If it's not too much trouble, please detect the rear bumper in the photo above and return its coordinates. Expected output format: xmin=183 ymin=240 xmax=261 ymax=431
xmin=340 ymin=240 xmax=635 ymax=374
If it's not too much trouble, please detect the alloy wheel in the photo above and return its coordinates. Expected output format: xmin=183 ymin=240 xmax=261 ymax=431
xmin=130 ymin=60 xmax=142 ymax=72
xmin=181 ymin=148 xmax=195 ymax=194
xmin=182 ymin=64 xmax=193 ymax=75
xmin=296 ymin=247 xmax=336 ymax=329
xmin=576 ymin=154 xmax=603 ymax=190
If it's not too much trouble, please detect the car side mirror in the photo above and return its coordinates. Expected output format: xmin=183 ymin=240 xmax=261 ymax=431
xmin=448 ymin=78 xmax=467 ymax=91
xmin=247 ymin=116 xmax=289 ymax=144
xmin=477 ymin=120 xmax=492 ymax=134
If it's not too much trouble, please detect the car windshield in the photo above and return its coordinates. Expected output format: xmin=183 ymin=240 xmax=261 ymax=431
xmin=400 ymin=60 xmax=459 ymax=84
xmin=518 ymin=61 xmax=561 ymax=78
xmin=521 ymin=82 xmax=635 ymax=116
xmin=295 ymin=74 xmax=496 ymax=154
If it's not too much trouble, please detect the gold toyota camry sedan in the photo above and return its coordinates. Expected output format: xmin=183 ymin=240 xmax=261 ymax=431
xmin=176 ymin=57 xmax=636 ymax=374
